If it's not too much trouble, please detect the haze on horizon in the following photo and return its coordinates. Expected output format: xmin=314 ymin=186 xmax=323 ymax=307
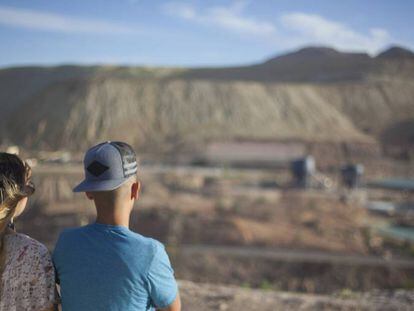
xmin=0 ymin=0 xmax=413 ymax=68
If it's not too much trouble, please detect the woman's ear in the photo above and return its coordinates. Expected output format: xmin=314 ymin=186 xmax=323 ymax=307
xmin=131 ymin=181 xmax=141 ymax=200
xmin=13 ymin=197 xmax=28 ymax=218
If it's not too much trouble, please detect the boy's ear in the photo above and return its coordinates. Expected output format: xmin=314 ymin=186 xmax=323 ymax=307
xmin=131 ymin=181 xmax=141 ymax=200
xmin=85 ymin=192 xmax=94 ymax=200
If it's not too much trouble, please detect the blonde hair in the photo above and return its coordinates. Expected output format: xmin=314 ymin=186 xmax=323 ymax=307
xmin=0 ymin=153 xmax=34 ymax=281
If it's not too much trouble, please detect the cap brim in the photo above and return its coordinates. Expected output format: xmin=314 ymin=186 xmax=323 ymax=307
xmin=73 ymin=178 xmax=129 ymax=193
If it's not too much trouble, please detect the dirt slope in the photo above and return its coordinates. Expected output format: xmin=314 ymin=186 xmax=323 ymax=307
xmin=8 ymin=78 xmax=370 ymax=152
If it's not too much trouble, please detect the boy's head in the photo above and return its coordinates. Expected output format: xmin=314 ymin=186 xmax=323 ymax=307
xmin=74 ymin=141 xmax=140 ymax=211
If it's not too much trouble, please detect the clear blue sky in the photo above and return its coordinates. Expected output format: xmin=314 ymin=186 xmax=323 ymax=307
xmin=0 ymin=0 xmax=413 ymax=67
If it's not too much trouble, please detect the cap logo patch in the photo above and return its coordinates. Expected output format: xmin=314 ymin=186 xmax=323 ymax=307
xmin=87 ymin=161 xmax=109 ymax=177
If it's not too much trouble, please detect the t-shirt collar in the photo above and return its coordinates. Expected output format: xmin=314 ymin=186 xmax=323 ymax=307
xmin=91 ymin=222 xmax=130 ymax=232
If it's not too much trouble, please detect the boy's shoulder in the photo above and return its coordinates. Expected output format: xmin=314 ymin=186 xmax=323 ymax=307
xmin=128 ymin=231 xmax=165 ymax=257
xmin=128 ymin=230 xmax=162 ymax=245
xmin=115 ymin=230 xmax=168 ymax=266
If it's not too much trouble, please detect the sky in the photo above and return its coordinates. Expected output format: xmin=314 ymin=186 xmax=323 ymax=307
xmin=0 ymin=0 xmax=413 ymax=68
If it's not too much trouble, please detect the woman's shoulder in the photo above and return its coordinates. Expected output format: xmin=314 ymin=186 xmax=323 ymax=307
xmin=1 ymin=233 xmax=56 ymax=310
xmin=5 ymin=232 xmax=50 ymax=259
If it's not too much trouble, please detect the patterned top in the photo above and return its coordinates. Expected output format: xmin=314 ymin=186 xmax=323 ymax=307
xmin=0 ymin=233 xmax=56 ymax=311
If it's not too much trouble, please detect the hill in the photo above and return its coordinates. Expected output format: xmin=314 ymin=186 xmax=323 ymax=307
xmin=1 ymin=46 xmax=414 ymax=155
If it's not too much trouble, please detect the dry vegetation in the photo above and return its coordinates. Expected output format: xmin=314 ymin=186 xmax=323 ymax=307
xmin=136 ymin=190 xmax=370 ymax=254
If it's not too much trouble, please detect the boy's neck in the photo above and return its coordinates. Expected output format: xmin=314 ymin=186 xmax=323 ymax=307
xmin=95 ymin=209 xmax=130 ymax=228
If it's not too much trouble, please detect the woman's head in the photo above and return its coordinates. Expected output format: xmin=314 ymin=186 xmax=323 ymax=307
xmin=0 ymin=153 xmax=34 ymax=228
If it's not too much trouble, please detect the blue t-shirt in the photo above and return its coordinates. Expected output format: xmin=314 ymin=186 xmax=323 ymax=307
xmin=53 ymin=223 xmax=178 ymax=311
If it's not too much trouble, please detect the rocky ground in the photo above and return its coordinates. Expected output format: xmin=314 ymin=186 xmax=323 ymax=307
xmin=179 ymin=280 xmax=414 ymax=311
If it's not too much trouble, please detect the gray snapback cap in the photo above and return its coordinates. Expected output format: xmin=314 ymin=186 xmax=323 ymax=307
xmin=73 ymin=141 xmax=138 ymax=192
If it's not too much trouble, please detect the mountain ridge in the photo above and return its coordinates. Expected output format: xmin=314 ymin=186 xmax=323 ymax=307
xmin=177 ymin=45 xmax=414 ymax=82
xmin=376 ymin=46 xmax=414 ymax=59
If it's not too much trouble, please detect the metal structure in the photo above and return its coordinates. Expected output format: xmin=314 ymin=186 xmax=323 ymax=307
xmin=341 ymin=164 xmax=364 ymax=188
xmin=291 ymin=155 xmax=315 ymax=188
